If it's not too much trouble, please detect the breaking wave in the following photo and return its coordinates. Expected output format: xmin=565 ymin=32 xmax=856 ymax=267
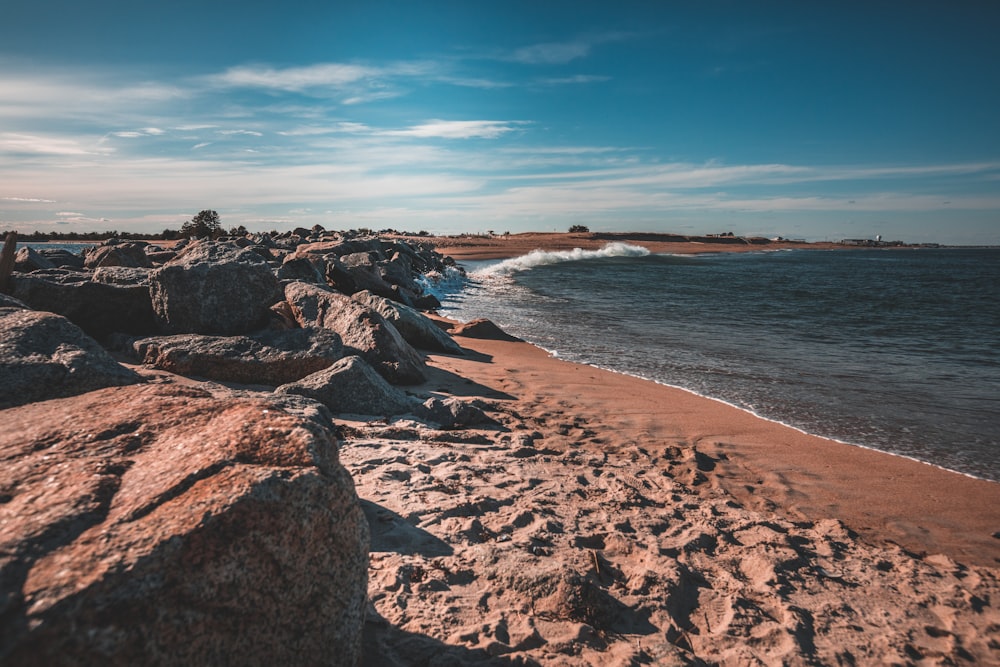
xmin=473 ymin=242 xmax=650 ymax=278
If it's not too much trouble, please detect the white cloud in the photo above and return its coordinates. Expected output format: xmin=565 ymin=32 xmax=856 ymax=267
xmin=113 ymin=131 xmax=145 ymax=138
xmin=537 ymin=74 xmax=611 ymax=85
xmin=2 ymin=196 xmax=56 ymax=203
xmin=0 ymin=132 xmax=108 ymax=156
xmin=218 ymin=129 xmax=264 ymax=137
xmin=510 ymin=41 xmax=592 ymax=65
xmin=208 ymin=63 xmax=376 ymax=92
xmin=383 ymin=120 xmax=527 ymax=139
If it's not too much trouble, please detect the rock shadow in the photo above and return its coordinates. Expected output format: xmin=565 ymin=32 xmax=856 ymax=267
xmin=419 ymin=365 xmax=516 ymax=401
xmin=362 ymin=608 xmax=532 ymax=667
xmin=362 ymin=500 xmax=453 ymax=557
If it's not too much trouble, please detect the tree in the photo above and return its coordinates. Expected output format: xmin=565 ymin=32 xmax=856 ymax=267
xmin=181 ymin=210 xmax=222 ymax=238
xmin=568 ymin=224 xmax=590 ymax=233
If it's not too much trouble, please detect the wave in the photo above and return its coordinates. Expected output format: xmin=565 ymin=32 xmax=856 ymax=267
xmin=473 ymin=242 xmax=650 ymax=278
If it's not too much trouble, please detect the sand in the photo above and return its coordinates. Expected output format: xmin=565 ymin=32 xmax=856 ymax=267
xmin=402 ymin=231 xmax=846 ymax=261
xmin=346 ymin=233 xmax=1000 ymax=664
xmin=344 ymin=330 xmax=1000 ymax=665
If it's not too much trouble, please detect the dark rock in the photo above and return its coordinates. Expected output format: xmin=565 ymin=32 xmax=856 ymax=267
xmin=0 ymin=308 xmax=142 ymax=409
xmin=0 ymin=383 xmax=368 ymax=666
xmin=277 ymin=256 xmax=326 ymax=284
xmin=352 ymin=290 xmax=463 ymax=354
xmin=0 ymin=293 xmax=28 ymax=309
xmin=150 ymin=241 xmax=281 ymax=335
xmin=129 ymin=327 xmax=344 ymax=385
xmin=285 ymin=282 xmax=425 ymax=385
xmin=9 ymin=274 xmax=158 ymax=339
xmin=451 ymin=318 xmax=523 ymax=342
xmin=417 ymin=397 xmax=495 ymax=429
xmin=276 ymin=354 xmax=419 ymax=417
xmin=325 ymin=255 xmax=398 ymax=300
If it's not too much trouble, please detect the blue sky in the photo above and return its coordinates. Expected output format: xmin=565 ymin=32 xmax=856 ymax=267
xmin=1 ymin=1 xmax=998 ymax=244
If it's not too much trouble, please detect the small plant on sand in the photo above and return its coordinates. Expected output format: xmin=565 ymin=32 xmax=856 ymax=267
xmin=568 ymin=224 xmax=590 ymax=233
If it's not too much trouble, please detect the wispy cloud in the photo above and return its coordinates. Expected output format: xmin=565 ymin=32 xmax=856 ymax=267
xmin=536 ymin=74 xmax=611 ymax=85
xmin=382 ymin=120 xmax=529 ymax=140
xmin=510 ymin=40 xmax=593 ymax=65
xmin=2 ymin=196 xmax=57 ymax=203
xmin=208 ymin=63 xmax=377 ymax=92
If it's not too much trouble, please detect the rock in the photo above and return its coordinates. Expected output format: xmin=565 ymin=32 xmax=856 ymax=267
xmin=145 ymin=250 xmax=178 ymax=265
xmin=325 ymin=255 xmax=399 ymax=301
xmin=129 ymin=327 xmax=344 ymax=385
xmin=285 ymin=282 xmax=425 ymax=385
xmin=34 ymin=247 xmax=85 ymax=270
xmin=0 ymin=383 xmax=369 ymax=666
xmin=352 ymin=290 xmax=463 ymax=354
xmin=0 ymin=308 xmax=142 ymax=409
xmin=450 ymin=318 xmax=523 ymax=342
xmin=277 ymin=354 xmax=420 ymax=417
xmin=13 ymin=246 xmax=55 ymax=272
xmin=150 ymin=241 xmax=281 ymax=335
xmin=277 ymin=256 xmax=326 ymax=284
xmin=9 ymin=273 xmax=158 ymax=340
xmin=0 ymin=293 xmax=28 ymax=309
xmin=83 ymin=242 xmax=153 ymax=269
xmin=92 ymin=266 xmax=152 ymax=286
xmin=417 ymin=396 xmax=495 ymax=429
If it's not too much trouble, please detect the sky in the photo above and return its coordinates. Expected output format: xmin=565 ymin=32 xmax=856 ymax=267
xmin=1 ymin=1 xmax=998 ymax=244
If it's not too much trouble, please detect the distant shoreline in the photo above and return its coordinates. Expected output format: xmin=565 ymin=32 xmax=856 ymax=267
xmin=396 ymin=231 xmax=928 ymax=260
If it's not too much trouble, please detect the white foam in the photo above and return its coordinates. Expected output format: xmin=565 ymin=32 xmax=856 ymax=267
xmin=473 ymin=242 xmax=650 ymax=278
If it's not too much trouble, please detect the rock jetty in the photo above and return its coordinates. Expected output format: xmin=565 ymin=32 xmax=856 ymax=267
xmin=0 ymin=230 xmax=472 ymax=665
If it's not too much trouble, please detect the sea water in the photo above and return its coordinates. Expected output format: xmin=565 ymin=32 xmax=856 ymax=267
xmin=436 ymin=244 xmax=1000 ymax=482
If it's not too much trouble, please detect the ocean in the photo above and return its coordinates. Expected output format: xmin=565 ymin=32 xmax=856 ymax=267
xmin=435 ymin=244 xmax=1000 ymax=482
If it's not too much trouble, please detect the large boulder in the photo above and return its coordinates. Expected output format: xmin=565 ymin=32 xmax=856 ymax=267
xmin=0 ymin=383 xmax=369 ymax=666
xmin=284 ymin=282 xmax=425 ymax=385
xmin=13 ymin=246 xmax=55 ymax=272
xmin=149 ymin=242 xmax=281 ymax=335
xmin=128 ymin=327 xmax=344 ymax=385
xmin=34 ymin=247 xmax=85 ymax=270
xmin=352 ymin=290 xmax=463 ymax=355
xmin=276 ymin=354 xmax=419 ymax=417
xmin=0 ymin=308 xmax=141 ymax=410
xmin=83 ymin=242 xmax=153 ymax=269
xmin=9 ymin=273 xmax=157 ymax=339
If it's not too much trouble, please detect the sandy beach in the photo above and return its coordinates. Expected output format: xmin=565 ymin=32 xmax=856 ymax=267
xmin=403 ymin=232 xmax=846 ymax=261
xmin=348 ymin=234 xmax=1000 ymax=664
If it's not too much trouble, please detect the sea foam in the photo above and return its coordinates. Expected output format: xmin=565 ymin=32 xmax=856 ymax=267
xmin=474 ymin=242 xmax=650 ymax=278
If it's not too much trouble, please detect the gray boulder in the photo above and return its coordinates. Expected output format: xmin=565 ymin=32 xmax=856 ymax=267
xmin=0 ymin=383 xmax=368 ymax=666
xmin=13 ymin=246 xmax=55 ymax=272
xmin=83 ymin=242 xmax=153 ymax=269
xmin=129 ymin=327 xmax=344 ymax=385
xmin=352 ymin=290 xmax=462 ymax=354
xmin=34 ymin=247 xmax=85 ymax=269
xmin=285 ymin=282 xmax=425 ymax=384
xmin=0 ymin=308 xmax=142 ymax=410
xmin=92 ymin=266 xmax=153 ymax=286
xmin=277 ymin=256 xmax=326 ymax=284
xmin=277 ymin=355 xmax=419 ymax=417
xmin=9 ymin=274 xmax=158 ymax=340
xmin=150 ymin=242 xmax=281 ymax=335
